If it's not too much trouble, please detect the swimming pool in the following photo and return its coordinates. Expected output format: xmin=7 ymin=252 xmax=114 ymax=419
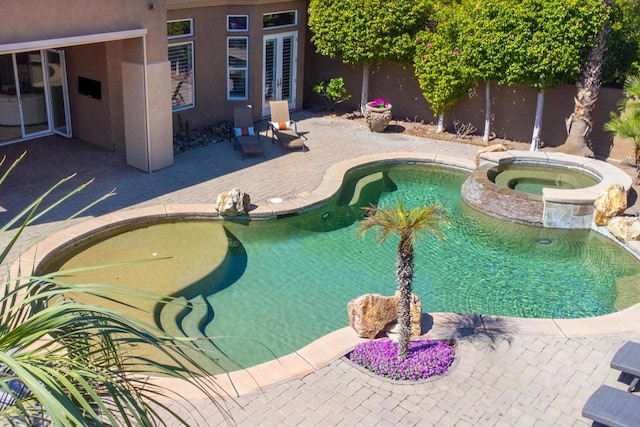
xmin=44 ymin=163 xmax=640 ymax=372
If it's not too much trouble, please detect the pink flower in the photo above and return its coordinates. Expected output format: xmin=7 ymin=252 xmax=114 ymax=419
xmin=368 ymin=98 xmax=390 ymax=108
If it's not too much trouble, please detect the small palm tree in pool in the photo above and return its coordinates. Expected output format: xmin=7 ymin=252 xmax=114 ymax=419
xmin=360 ymin=201 xmax=448 ymax=360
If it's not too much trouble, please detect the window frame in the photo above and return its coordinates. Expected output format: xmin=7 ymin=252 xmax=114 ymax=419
xmin=167 ymin=18 xmax=194 ymax=39
xmin=169 ymin=41 xmax=195 ymax=111
xmin=227 ymin=36 xmax=249 ymax=101
xmin=227 ymin=15 xmax=249 ymax=32
xmin=262 ymin=10 xmax=297 ymax=30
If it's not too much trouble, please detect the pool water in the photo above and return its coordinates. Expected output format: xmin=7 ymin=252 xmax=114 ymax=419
xmin=49 ymin=164 xmax=640 ymax=372
xmin=488 ymin=163 xmax=599 ymax=195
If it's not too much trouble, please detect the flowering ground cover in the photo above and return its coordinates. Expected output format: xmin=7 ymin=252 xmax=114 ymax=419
xmin=349 ymin=339 xmax=455 ymax=381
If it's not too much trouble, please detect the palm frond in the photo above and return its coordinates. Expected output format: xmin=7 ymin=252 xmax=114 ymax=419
xmin=0 ymin=154 xmax=233 ymax=426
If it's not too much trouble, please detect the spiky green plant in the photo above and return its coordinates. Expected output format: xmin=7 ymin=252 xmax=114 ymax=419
xmin=605 ymin=74 xmax=640 ymax=148
xmin=360 ymin=201 xmax=448 ymax=360
xmin=0 ymin=153 xmax=232 ymax=426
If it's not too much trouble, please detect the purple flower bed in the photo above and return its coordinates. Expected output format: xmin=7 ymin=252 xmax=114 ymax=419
xmin=349 ymin=339 xmax=455 ymax=381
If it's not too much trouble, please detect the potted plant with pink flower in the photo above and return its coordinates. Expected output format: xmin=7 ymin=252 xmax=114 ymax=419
xmin=364 ymin=97 xmax=392 ymax=132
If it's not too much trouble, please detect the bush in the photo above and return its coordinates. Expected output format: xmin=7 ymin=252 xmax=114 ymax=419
xmin=312 ymin=77 xmax=351 ymax=111
xmin=349 ymin=339 xmax=455 ymax=381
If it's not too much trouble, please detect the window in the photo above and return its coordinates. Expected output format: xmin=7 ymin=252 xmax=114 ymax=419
xmin=167 ymin=19 xmax=193 ymax=39
xmin=227 ymin=37 xmax=248 ymax=100
xmin=169 ymin=42 xmax=194 ymax=110
xmin=227 ymin=15 xmax=249 ymax=32
xmin=263 ymin=11 xmax=297 ymax=29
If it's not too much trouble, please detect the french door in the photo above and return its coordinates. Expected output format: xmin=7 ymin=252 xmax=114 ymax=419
xmin=262 ymin=32 xmax=297 ymax=117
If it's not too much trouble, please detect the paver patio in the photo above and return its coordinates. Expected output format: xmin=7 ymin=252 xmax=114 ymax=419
xmin=1 ymin=111 xmax=639 ymax=426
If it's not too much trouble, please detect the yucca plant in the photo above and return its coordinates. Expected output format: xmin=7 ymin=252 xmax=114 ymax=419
xmin=0 ymin=153 xmax=232 ymax=426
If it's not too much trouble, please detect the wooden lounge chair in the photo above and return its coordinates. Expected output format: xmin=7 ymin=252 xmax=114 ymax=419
xmin=611 ymin=341 xmax=640 ymax=391
xmin=582 ymin=385 xmax=640 ymax=427
xmin=267 ymin=100 xmax=307 ymax=153
xmin=232 ymin=105 xmax=264 ymax=159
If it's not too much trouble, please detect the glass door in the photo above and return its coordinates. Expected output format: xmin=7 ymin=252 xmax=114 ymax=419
xmin=46 ymin=49 xmax=71 ymax=137
xmin=262 ymin=32 xmax=297 ymax=116
xmin=0 ymin=49 xmax=70 ymax=145
xmin=0 ymin=54 xmax=21 ymax=144
xmin=15 ymin=51 xmax=50 ymax=139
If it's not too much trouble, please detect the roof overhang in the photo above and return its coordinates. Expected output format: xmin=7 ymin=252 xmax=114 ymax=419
xmin=0 ymin=28 xmax=147 ymax=54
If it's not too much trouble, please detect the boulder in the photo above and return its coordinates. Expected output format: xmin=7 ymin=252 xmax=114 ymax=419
xmin=347 ymin=292 xmax=422 ymax=339
xmin=475 ymin=144 xmax=507 ymax=167
xmin=608 ymin=216 xmax=640 ymax=242
xmin=216 ymin=188 xmax=250 ymax=216
xmin=594 ymin=184 xmax=627 ymax=226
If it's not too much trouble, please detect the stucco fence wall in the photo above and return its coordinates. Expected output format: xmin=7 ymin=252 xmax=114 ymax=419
xmin=302 ymin=49 xmax=631 ymax=163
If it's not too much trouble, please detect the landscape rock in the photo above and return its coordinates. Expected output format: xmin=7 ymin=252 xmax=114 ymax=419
xmin=608 ymin=216 xmax=640 ymax=242
xmin=216 ymin=188 xmax=250 ymax=216
xmin=347 ymin=292 xmax=422 ymax=339
xmin=594 ymin=184 xmax=627 ymax=226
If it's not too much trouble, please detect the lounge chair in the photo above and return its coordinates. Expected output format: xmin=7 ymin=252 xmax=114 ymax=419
xmin=611 ymin=341 xmax=640 ymax=391
xmin=232 ymin=105 xmax=264 ymax=159
xmin=582 ymin=385 xmax=640 ymax=427
xmin=267 ymin=100 xmax=307 ymax=153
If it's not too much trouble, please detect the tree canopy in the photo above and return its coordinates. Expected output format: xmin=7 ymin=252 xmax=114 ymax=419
xmin=603 ymin=0 xmax=640 ymax=86
xmin=308 ymin=0 xmax=433 ymax=65
xmin=413 ymin=0 xmax=609 ymax=115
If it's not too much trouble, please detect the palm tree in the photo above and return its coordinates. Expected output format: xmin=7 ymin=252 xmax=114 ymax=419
xmin=559 ymin=0 xmax=614 ymax=157
xmin=360 ymin=201 xmax=448 ymax=360
xmin=0 ymin=154 xmax=231 ymax=426
xmin=604 ymin=74 xmax=640 ymax=166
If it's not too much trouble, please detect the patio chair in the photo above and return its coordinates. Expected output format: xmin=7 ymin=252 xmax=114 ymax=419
xmin=611 ymin=341 xmax=640 ymax=391
xmin=582 ymin=385 xmax=640 ymax=427
xmin=232 ymin=105 xmax=264 ymax=160
xmin=267 ymin=100 xmax=307 ymax=153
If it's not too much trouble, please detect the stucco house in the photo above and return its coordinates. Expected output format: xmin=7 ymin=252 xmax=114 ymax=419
xmin=0 ymin=0 xmax=307 ymax=172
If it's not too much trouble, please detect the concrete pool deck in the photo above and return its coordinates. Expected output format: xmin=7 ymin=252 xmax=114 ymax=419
xmin=2 ymin=111 xmax=640 ymax=425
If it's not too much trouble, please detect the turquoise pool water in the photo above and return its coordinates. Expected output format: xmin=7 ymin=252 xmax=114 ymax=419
xmin=50 ymin=164 xmax=640 ymax=371
xmin=488 ymin=163 xmax=599 ymax=195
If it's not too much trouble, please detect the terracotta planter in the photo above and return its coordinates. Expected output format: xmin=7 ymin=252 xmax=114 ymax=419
xmin=364 ymin=103 xmax=392 ymax=132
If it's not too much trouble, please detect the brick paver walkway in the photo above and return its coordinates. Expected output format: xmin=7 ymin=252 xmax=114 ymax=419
xmin=1 ymin=111 xmax=638 ymax=426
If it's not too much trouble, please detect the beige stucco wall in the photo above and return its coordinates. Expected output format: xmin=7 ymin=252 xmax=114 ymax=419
xmin=0 ymin=0 xmax=172 ymax=172
xmin=167 ymin=0 xmax=307 ymax=128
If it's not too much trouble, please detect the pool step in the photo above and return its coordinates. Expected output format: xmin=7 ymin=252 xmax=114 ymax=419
xmin=158 ymin=296 xmax=189 ymax=338
xmin=177 ymin=295 xmax=242 ymax=373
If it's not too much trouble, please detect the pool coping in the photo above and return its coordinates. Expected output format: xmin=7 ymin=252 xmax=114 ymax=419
xmin=479 ymin=150 xmax=634 ymax=203
xmin=14 ymin=152 xmax=640 ymax=400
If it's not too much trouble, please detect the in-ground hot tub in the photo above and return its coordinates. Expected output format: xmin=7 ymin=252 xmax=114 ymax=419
xmin=488 ymin=163 xmax=600 ymax=195
xmin=462 ymin=150 xmax=633 ymax=229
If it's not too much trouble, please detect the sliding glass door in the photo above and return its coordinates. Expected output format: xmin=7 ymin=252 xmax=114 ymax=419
xmin=0 ymin=49 xmax=71 ymax=145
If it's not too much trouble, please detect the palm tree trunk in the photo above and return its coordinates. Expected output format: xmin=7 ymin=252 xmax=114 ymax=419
xmin=396 ymin=235 xmax=414 ymax=360
xmin=559 ymin=0 xmax=613 ymax=157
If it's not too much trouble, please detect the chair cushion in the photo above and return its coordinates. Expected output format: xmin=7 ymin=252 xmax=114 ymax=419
xmin=270 ymin=121 xmax=292 ymax=131
xmin=234 ymin=126 xmax=255 ymax=137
